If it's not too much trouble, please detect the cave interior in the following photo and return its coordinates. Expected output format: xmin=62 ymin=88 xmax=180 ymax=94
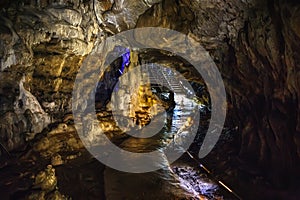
xmin=0 ymin=0 xmax=300 ymax=199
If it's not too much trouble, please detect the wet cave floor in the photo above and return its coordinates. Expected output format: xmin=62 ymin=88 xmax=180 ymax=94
xmin=0 ymin=94 xmax=240 ymax=200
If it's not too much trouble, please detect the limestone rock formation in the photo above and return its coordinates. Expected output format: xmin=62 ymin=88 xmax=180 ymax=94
xmin=0 ymin=0 xmax=299 ymax=198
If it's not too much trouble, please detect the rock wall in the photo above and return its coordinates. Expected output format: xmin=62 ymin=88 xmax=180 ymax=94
xmin=0 ymin=0 xmax=99 ymax=151
xmin=227 ymin=0 xmax=300 ymax=187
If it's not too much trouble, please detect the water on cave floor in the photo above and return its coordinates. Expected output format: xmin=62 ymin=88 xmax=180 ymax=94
xmin=0 ymin=94 xmax=235 ymax=200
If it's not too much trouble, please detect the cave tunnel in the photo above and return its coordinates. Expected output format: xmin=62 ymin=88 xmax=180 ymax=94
xmin=0 ymin=0 xmax=300 ymax=199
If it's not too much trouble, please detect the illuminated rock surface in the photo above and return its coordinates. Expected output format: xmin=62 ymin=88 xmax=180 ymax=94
xmin=0 ymin=0 xmax=300 ymax=199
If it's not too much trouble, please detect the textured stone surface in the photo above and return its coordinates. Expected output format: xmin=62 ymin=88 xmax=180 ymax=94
xmin=226 ymin=1 xmax=300 ymax=188
xmin=0 ymin=0 xmax=99 ymax=150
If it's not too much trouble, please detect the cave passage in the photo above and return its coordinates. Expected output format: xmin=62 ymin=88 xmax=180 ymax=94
xmin=1 ymin=0 xmax=300 ymax=199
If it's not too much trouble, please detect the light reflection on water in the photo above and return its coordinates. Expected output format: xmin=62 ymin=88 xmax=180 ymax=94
xmin=172 ymin=165 xmax=223 ymax=199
